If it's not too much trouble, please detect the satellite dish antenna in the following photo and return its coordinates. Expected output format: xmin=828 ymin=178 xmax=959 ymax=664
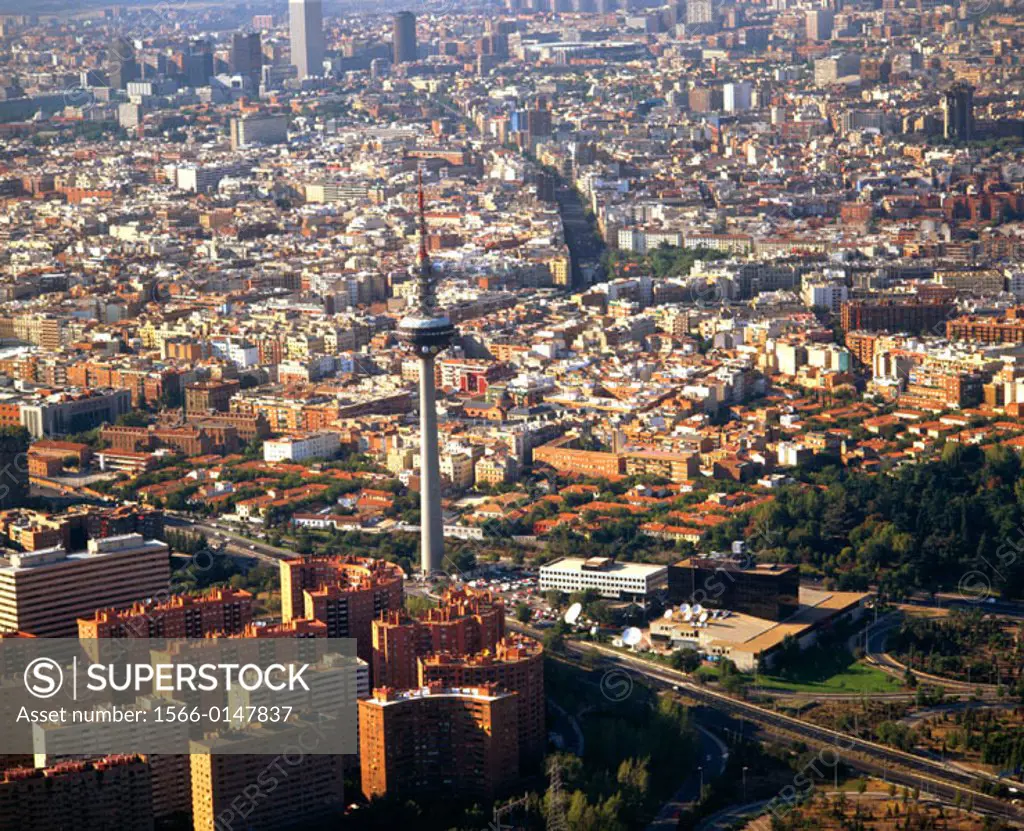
xmin=679 ymin=603 xmax=691 ymax=616
xmin=622 ymin=627 xmax=642 ymax=647
xmin=663 ymin=609 xmax=674 ymax=620
xmin=564 ymin=602 xmax=583 ymax=625
xmin=683 ymin=608 xmax=694 ymax=622
xmin=589 ymin=625 xmax=598 ymax=636
xmin=692 ymin=603 xmax=704 ymax=616
xmin=698 ymin=611 xmax=709 ymax=624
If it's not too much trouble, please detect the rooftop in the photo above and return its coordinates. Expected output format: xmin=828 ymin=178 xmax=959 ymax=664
xmin=540 ymin=556 xmax=667 ymax=577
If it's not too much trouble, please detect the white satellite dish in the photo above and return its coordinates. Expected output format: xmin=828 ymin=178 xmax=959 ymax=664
xmin=679 ymin=603 xmax=692 ymax=616
xmin=698 ymin=611 xmax=709 ymax=624
xmin=683 ymin=609 xmax=694 ymax=622
xmin=663 ymin=609 xmax=674 ymax=620
xmin=564 ymin=602 xmax=583 ymax=625
xmin=622 ymin=627 xmax=643 ymax=647
xmin=692 ymin=604 xmax=704 ymax=617
xmin=589 ymin=625 xmax=598 ymax=636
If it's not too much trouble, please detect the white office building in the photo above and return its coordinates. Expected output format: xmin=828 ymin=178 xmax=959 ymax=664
xmin=539 ymin=556 xmax=667 ymax=600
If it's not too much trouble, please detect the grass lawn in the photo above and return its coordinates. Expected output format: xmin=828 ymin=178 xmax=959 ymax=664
xmin=757 ymin=649 xmax=903 ymax=694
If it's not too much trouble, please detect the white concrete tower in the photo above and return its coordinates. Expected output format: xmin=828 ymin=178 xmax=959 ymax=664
xmin=397 ymin=172 xmax=456 ymax=575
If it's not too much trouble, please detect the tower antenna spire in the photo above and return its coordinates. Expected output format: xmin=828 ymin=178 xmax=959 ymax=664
xmin=416 ymin=168 xmax=433 ymax=316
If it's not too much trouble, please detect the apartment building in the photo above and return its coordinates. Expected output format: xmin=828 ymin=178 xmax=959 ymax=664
xmin=18 ymin=388 xmax=132 ymax=438
xmin=263 ymin=431 xmax=341 ymax=462
xmin=78 ymin=587 xmax=253 ymax=639
xmin=0 ymin=757 xmax=154 ymax=831
xmin=184 ymin=380 xmax=239 ymax=414
xmin=947 ymin=308 xmax=1024 ymax=344
xmin=840 ymin=299 xmax=954 ymax=334
xmin=533 ymin=440 xmax=626 ymax=478
xmin=372 ymin=587 xmax=506 ymax=689
xmin=359 ymin=684 xmax=519 ymax=802
xmin=280 ymin=556 xmax=405 ymax=665
xmin=190 ymin=728 xmax=344 ymax=831
xmin=420 ymin=637 xmax=545 ymax=768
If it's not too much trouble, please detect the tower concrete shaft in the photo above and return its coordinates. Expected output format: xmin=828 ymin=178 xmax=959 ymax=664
xmin=418 ymin=355 xmax=444 ymax=574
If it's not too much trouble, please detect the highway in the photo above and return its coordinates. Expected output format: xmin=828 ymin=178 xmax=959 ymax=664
xmin=647 ymin=724 xmax=729 ymax=830
xmin=913 ymin=593 xmax=1024 ymax=620
xmin=164 ymin=514 xmax=298 ymax=563
xmin=551 ymin=637 xmax=1023 ymax=823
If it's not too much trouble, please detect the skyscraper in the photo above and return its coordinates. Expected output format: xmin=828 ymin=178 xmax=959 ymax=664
xmin=107 ymin=37 xmax=138 ymax=90
xmin=805 ymin=9 xmax=834 ymax=41
xmin=397 ymin=173 xmax=456 ymax=575
xmin=393 ymin=11 xmax=417 ymax=65
xmin=942 ymin=83 xmax=975 ymax=142
xmin=289 ymin=0 xmax=324 ymax=79
xmin=183 ymin=41 xmax=214 ymax=88
xmin=229 ymin=32 xmax=263 ymax=86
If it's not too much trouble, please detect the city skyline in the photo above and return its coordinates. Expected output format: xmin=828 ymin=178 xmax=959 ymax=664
xmin=0 ymin=0 xmax=1023 ymax=828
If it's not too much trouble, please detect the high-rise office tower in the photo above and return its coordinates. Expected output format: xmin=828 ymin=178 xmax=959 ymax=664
xmin=183 ymin=41 xmax=214 ymax=88
xmin=393 ymin=11 xmax=417 ymax=64
xmin=108 ymin=37 xmax=138 ymax=90
xmin=289 ymin=0 xmax=324 ymax=79
xmin=397 ymin=174 xmax=456 ymax=575
xmin=805 ymin=9 xmax=834 ymax=41
xmin=942 ymin=83 xmax=974 ymax=141
xmin=229 ymin=32 xmax=263 ymax=85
